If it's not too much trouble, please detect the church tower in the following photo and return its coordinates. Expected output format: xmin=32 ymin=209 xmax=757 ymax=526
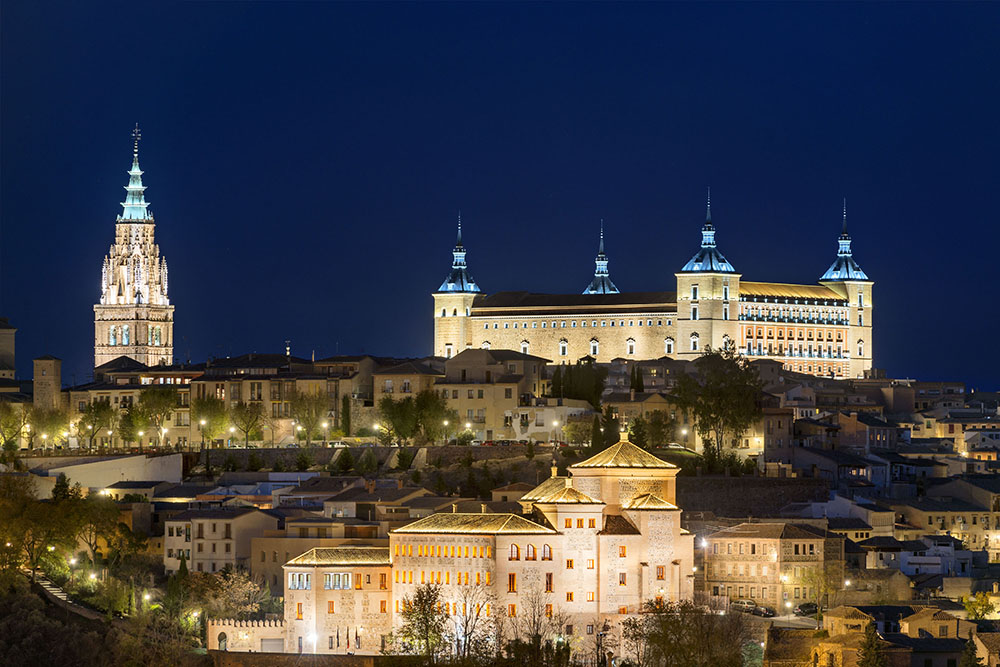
xmin=674 ymin=191 xmax=740 ymax=360
xmin=93 ymin=126 xmax=174 ymax=369
xmin=819 ymin=201 xmax=873 ymax=378
xmin=582 ymin=222 xmax=619 ymax=294
xmin=433 ymin=214 xmax=480 ymax=358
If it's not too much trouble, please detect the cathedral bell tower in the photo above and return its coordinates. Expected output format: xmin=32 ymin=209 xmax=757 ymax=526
xmin=674 ymin=191 xmax=741 ymax=360
xmin=93 ymin=125 xmax=175 ymax=369
xmin=433 ymin=214 xmax=480 ymax=358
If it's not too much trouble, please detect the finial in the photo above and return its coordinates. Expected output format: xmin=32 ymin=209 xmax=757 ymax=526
xmin=456 ymin=210 xmax=463 ymax=246
xmin=842 ymin=198 xmax=848 ymax=235
xmin=599 ymin=219 xmax=605 ymax=254
xmin=132 ymin=123 xmax=141 ymax=157
xmin=706 ymin=187 xmax=712 ymax=223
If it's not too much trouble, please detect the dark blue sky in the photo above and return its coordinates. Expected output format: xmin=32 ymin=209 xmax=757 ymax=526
xmin=2 ymin=2 xmax=998 ymax=389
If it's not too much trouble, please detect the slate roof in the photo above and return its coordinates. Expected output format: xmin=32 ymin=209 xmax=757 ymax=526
xmin=709 ymin=523 xmax=823 ymax=540
xmin=598 ymin=514 xmax=641 ymax=535
xmin=472 ymin=290 xmax=677 ymax=315
xmin=623 ymin=493 xmax=679 ymax=510
xmin=166 ymin=507 xmax=259 ymax=521
xmin=826 ymin=517 xmax=872 ymax=531
xmin=285 ymin=546 xmax=390 ymax=567
xmin=741 ymin=282 xmax=844 ymax=301
xmin=326 ymin=486 xmax=428 ymax=503
xmin=374 ymin=361 xmax=443 ymax=376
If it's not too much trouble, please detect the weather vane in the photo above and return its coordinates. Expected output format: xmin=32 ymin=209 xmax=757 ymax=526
xmin=132 ymin=123 xmax=141 ymax=156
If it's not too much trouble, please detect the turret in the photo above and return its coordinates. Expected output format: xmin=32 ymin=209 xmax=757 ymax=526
xmin=433 ymin=214 xmax=480 ymax=358
xmin=582 ymin=221 xmax=619 ymax=294
xmin=674 ymin=190 xmax=740 ymax=359
xmin=819 ymin=201 xmax=873 ymax=378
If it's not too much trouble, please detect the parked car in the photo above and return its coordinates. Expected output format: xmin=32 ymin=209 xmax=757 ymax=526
xmin=752 ymin=606 xmax=776 ymax=618
xmin=329 ymin=440 xmax=348 ymax=448
xmin=730 ymin=599 xmax=756 ymax=614
xmin=471 ymin=439 xmax=483 ymax=447
xmin=286 ymin=443 xmax=300 ymax=449
xmin=794 ymin=602 xmax=818 ymax=616
xmin=482 ymin=440 xmax=495 ymax=447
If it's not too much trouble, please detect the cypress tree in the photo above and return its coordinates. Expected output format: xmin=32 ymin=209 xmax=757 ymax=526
xmin=551 ymin=365 xmax=562 ymax=397
xmin=856 ymin=623 xmax=887 ymax=667
xmin=341 ymin=394 xmax=352 ymax=436
xmin=590 ymin=414 xmax=603 ymax=452
xmin=635 ymin=365 xmax=645 ymax=392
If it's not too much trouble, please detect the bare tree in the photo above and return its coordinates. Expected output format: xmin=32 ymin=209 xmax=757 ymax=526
xmin=449 ymin=584 xmax=497 ymax=661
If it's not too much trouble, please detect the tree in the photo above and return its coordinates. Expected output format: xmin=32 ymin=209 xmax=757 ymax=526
xmin=563 ymin=420 xmax=590 ymax=446
xmin=77 ymin=400 xmax=116 ymax=450
xmin=191 ymin=396 xmax=228 ymax=448
xmin=636 ymin=598 xmax=751 ymax=667
xmin=138 ymin=385 xmax=178 ymax=450
xmin=356 ymin=449 xmax=378 ymax=475
xmin=396 ymin=583 xmax=449 ymax=661
xmin=51 ymin=473 xmax=72 ymax=501
xmin=414 ymin=390 xmax=458 ymax=443
xmin=202 ymin=569 xmax=268 ymax=620
xmin=647 ymin=410 xmax=675 ymax=448
xmin=964 ymin=592 xmax=996 ymax=620
xmin=601 ymin=405 xmax=620 ymax=447
xmin=590 ymin=414 xmax=603 ymax=452
xmin=340 ymin=394 xmax=352 ymax=436
xmin=550 ymin=365 xmax=562 ymax=397
xmin=0 ymin=400 xmax=29 ymax=456
xmin=856 ymin=622 xmax=888 ymax=667
xmin=673 ymin=346 xmax=762 ymax=458
xmin=634 ymin=365 xmax=645 ymax=392
xmin=629 ymin=415 xmax=649 ymax=449
xmin=28 ymin=406 xmax=70 ymax=449
xmin=801 ymin=561 xmax=845 ymax=611
xmin=107 ymin=522 xmax=149 ymax=569
xmin=229 ymin=401 xmax=264 ymax=448
xmin=289 ymin=387 xmax=330 ymax=445
xmin=378 ymin=396 xmax=419 ymax=443
xmin=959 ymin=630 xmax=985 ymax=667
xmin=334 ymin=448 xmax=354 ymax=474
xmin=118 ymin=404 xmax=150 ymax=449
xmin=450 ymin=584 xmax=496 ymax=661
xmin=75 ymin=494 xmax=129 ymax=563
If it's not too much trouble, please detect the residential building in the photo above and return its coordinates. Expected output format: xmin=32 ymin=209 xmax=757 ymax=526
xmin=164 ymin=507 xmax=279 ymax=574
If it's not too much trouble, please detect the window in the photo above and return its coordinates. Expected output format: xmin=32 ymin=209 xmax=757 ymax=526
xmin=510 ymin=544 xmax=520 ymax=560
xmin=328 ymin=601 xmax=334 ymax=614
xmin=545 ymin=572 xmax=553 ymax=592
xmin=559 ymin=340 xmax=568 ymax=356
xmin=588 ymin=518 xmax=596 ymax=528
xmin=626 ymin=338 xmax=635 ymax=355
xmin=656 ymin=566 xmax=665 ymax=580
xmin=587 ymin=592 xmax=595 ymax=602
xmin=566 ymin=592 xmax=574 ymax=602
xmin=508 ymin=573 xmax=517 ymax=593
xmin=296 ymin=603 xmax=303 ymax=620
xmin=691 ymin=306 xmax=699 ymax=321
xmin=857 ymin=339 xmax=864 ymax=357
xmin=619 ymin=546 xmax=627 ymax=558
xmin=619 ymin=573 xmax=627 ymax=586
xmin=690 ymin=333 xmax=700 ymax=352
xmin=619 ymin=606 xmax=628 ymax=615
xmin=566 ymin=559 xmax=574 ymax=570
xmin=542 ymin=544 xmax=552 ymax=560
xmin=526 ymin=544 xmax=536 ymax=560
xmin=380 ymin=600 xmax=387 ymax=614
xmin=691 ymin=285 xmax=699 ymax=300
xmin=576 ymin=518 xmax=584 ymax=528
xmin=723 ymin=284 xmax=730 ymax=300
xmin=664 ymin=338 xmax=674 ymax=355
xmin=565 ymin=519 xmax=572 ymax=528
xmin=508 ymin=604 xmax=517 ymax=617
xmin=587 ymin=559 xmax=595 ymax=569
xmin=521 ymin=341 xmax=530 ymax=354
xmin=590 ymin=339 xmax=599 ymax=356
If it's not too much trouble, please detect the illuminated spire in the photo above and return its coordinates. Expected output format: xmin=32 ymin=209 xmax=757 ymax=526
xmin=437 ymin=212 xmax=479 ymax=292
xmin=680 ymin=189 xmax=735 ymax=273
xmin=119 ymin=124 xmax=151 ymax=221
xmin=583 ymin=220 xmax=619 ymax=294
xmin=821 ymin=199 xmax=868 ymax=281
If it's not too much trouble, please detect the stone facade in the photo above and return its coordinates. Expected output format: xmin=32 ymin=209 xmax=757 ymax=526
xmin=94 ymin=129 xmax=174 ymax=368
xmin=433 ymin=208 xmax=873 ymax=379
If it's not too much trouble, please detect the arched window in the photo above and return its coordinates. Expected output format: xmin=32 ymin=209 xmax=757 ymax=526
xmin=559 ymin=339 xmax=568 ymax=357
xmin=521 ymin=340 xmax=530 ymax=355
xmin=510 ymin=544 xmax=520 ymax=560
xmin=664 ymin=338 xmax=674 ymax=355
xmin=218 ymin=633 xmax=228 ymax=651
xmin=453 ymin=308 xmax=458 ymax=316
xmin=154 ymin=326 xmax=162 ymax=346
xmin=481 ymin=341 xmax=491 ymax=349
xmin=626 ymin=338 xmax=635 ymax=356
xmin=526 ymin=544 xmax=536 ymax=561
xmin=590 ymin=338 xmax=599 ymax=357
xmin=122 ymin=325 xmax=130 ymax=346
xmin=542 ymin=544 xmax=552 ymax=560
xmin=109 ymin=327 xmax=117 ymax=346
xmin=857 ymin=339 xmax=864 ymax=357
xmin=690 ymin=333 xmax=700 ymax=352
xmin=442 ymin=309 xmax=447 ymax=317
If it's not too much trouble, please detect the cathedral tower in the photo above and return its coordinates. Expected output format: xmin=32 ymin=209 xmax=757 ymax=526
xmin=674 ymin=191 xmax=741 ymax=360
xmin=819 ymin=201 xmax=873 ymax=378
xmin=93 ymin=126 xmax=174 ymax=369
xmin=433 ymin=214 xmax=479 ymax=358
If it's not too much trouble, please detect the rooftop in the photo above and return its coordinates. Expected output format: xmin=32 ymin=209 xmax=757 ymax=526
xmin=392 ymin=512 xmax=557 ymax=535
xmin=740 ymin=281 xmax=845 ymax=301
xmin=285 ymin=546 xmax=391 ymax=567
xmin=571 ymin=436 xmax=677 ymax=469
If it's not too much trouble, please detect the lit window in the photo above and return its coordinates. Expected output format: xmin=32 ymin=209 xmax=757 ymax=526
xmin=619 ymin=573 xmax=627 ymax=586
xmin=566 ymin=592 xmax=574 ymax=602
xmin=542 ymin=545 xmax=552 ymax=560
xmin=619 ymin=546 xmax=627 ymax=558
xmin=509 ymin=544 xmax=519 ymax=560
xmin=566 ymin=559 xmax=574 ymax=569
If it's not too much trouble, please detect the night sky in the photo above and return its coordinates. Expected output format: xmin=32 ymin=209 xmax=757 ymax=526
xmin=2 ymin=2 xmax=998 ymax=390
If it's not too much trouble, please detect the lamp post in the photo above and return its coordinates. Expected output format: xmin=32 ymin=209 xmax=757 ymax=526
xmin=322 ymin=421 xmax=329 ymax=447
xmin=442 ymin=419 xmax=449 ymax=446
xmin=550 ymin=420 xmax=559 ymax=446
xmin=229 ymin=426 xmax=236 ymax=448
xmin=681 ymin=427 xmax=689 ymax=449
xmin=199 ymin=419 xmax=206 ymax=451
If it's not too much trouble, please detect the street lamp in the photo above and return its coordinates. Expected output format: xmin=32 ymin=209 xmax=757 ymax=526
xmin=442 ymin=420 xmax=449 ymax=446
xmin=321 ymin=421 xmax=329 ymax=446
xmin=550 ymin=420 xmax=560 ymax=445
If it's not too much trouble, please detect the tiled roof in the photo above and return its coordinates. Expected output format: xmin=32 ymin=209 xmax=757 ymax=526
xmin=535 ymin=485 xmax=603 ymax=504
xmin=623 ymin=493 xmax=678 ymax=510
xmin=166 ymin=508 xmax=258 ymax=521
xmin=740 ymin=282 xmax=844 ymax=301
xmin=391 ymin=512 xmax=557 ymax=535
xmin=473 ymin=291 xmax=677 ymax=312
xmin=492 ymin=482 xmax=536 ymax=492
xmin=571 ymin=437 xmax=676 ymax=469
xmin=520 ymin=476 xmax=568 ymax=503
xmin=285 ymin=546 xmax=390 ymax=567
xmin=598 ymin=514 xmax=641 ymax=535
xmin=709 ymin=523 xmax=822 ymax=541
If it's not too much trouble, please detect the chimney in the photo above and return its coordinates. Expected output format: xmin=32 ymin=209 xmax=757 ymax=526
xmin=565 ymin=478 xmax=572 ymax=489
xmin=630 ymin=389 xmax=635 ymax=400
xmin=365 ymin=479 xmax=375 ymax=493
xmin=452 ymin=504 xmax=457 ymax=513
xmin=397 ymin=479 xmax=403 ymax=489
xmin=481 ymin=503 xmax=487 ymax=514
xmin=551 ymin=463 xmax=558 ymax=478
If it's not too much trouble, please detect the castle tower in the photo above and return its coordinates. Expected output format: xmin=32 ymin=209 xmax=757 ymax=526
xmin=582 ymin=221 xmax=620 ymax=294
xmin=819 ymin=201 xmax=873 ymax=378
xmin=93 ymin=126 xmax=174 ymax=369
xmin=32 ymin=356 xmax=62 ymax=411
xmin=433 ymin=214 xmax=480 ymax=358
xmin=674 ymin=191 xmax=740 ymax=359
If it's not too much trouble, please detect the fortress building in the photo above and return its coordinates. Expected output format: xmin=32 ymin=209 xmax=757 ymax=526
xmin=94 ymin=126 xmax=174 ymax=368
xmin=433 ymin=198 xmax=873 ymax=379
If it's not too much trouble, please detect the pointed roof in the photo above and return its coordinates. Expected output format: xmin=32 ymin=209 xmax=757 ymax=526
xmin=583 ymin=221 xmax=620 ymax=294
xmin=119 ymin=124 xmax=152 ymax=222
xmin=679 ymin=189 xmax=736 ymax=273
xmin=821 ymin=200 xmax=869 ymax=281
xmin=571 ymin=434 xmax=677 ymax=469
xmin=623 ymin=492 xmax=679 ymax=510
xmin=392 ymin=512 xmax=556 ymax=534
xmin=437 ymin=213 xmax=480 ymax=293
xmin=520 ymin=475 xmax=569 ymax=503
xmin=536 ymin=481 xmax=604 ymax=504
